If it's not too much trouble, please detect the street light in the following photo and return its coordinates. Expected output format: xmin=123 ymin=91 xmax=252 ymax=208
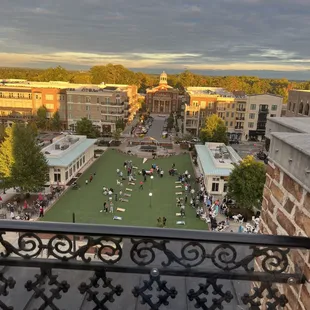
xmin=149 ymin=192 xmax=153 ymax=208
xmin=150 ymin=175 xmax=154 ymax=189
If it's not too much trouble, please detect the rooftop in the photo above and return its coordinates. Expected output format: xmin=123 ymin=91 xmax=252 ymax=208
xmin=42 ymin=135 xmax=96 ymax=167
xmin=195 ymin=143 xmax=241 ymax=176
xmin=186 ymin=87 xmax=235 ymax=98
xmin=271 ymin=132 xmax=310 ymax=157
xmin=267 ymin=117 xmax=310 ymax=134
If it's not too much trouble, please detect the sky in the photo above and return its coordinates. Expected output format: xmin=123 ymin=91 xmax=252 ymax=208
xmin=1 ymin=0 xmax=310 ymax=79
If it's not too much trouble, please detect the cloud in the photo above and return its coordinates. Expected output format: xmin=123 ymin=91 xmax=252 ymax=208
xmin=0 ymin=0 xmax=310 ymax=77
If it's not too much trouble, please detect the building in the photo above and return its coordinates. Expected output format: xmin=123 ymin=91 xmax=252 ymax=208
xmin=0 ymin=81 xmax=78 ymax=128
xmin=184 ymin=87 xmax=234 ymax=136
xmin=0 ymin=81 xmax=139 ymax=131
xmin=146 ymin=72 xmax=180 ymax=114
xmin=259 ymin=117 xmax=310 ymax=310
xmin=265 ymin=116 xmax=310 ymax=151
xmin=195 ymin=142 xmax=241 ymax=195
xmin=228 ymin=93 xmax=282 ymax=141
xmin=66 ymin=86 xmax=130 ymax=133
xmin=42 ymin=134 xmax=96 ymax=186
xmin=286 ymin=90 xmax=310 ymax=117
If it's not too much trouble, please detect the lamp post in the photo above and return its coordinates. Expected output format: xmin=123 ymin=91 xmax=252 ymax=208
xmin=149 ymin=192 xmax=153 ymax=208
xmin=150 ymin=175 xmax=154 ymax=190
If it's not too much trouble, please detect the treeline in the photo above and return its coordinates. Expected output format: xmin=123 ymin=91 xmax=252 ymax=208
xmin=1 ymin=65 xmax=310 ymax=102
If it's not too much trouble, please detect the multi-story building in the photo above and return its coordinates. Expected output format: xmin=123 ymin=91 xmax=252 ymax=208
xmin=146 ymin=72 xmax=180 ymax=114
xmin=0 ymin=81 xmax=139 ymax=132
xmin=66 ymin=86 xmax=130 ymax=133
xmin=259 ymin=116 xmax=310 ymax=310
xmin=0 ymin=81 xmax=76 ymax=127
xmin=243 ymin=94 xmax=282 ymax=141
xmin=220 ymin=93 xmax=283 ymax=141
xmin=286 ymin=90 xmax=310 ymax=117
xmin=184 ymin=87 xmax=234 ymax=136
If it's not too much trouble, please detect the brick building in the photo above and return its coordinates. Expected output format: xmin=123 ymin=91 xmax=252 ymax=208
xmin=258 ymin=117 xmax=310 ymax=310
xmin=66 ymin=86 xmax=130 ymax=133
xmin=286 ymin=90 xmax=310 ymax=117
xmin=184 ymin=87 xmax=234 ymax=136
xmin=146 ymin=72 xmax=180 ymax=114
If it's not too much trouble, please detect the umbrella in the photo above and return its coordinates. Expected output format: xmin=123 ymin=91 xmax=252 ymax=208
xmin=143 ymin=158 xmax=148 ymax=164
xmin=38 ymin=193 xmax=43 ymax=201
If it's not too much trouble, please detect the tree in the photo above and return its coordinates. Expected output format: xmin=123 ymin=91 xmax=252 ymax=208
xmin=200 ymin=114 xmax=228 ymax=144
xmin=76 ymin=118 xmax=98 ymax=138
xmin=28 ymin=121 xmax=38 ymax=136
xmin=112 ymin=128 xmax=122 ymax=141
xmin=11 ymin=124 xmax=49 ymax=192
xmin=227 ymin=155 xmax=266 ymax=210
xmin=0 ymin=127 xmax=14 ymax=179
xmin=36 ymin=106 xmax=48 ymax=130
xmin=115 ymin=118 xmax=126 ymax=131
xmin=51 ymin=111 xmax=62 ymax=131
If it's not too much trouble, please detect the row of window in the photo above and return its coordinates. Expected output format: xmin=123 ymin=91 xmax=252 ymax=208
xmin=287 ymin=102 xmax=310 ymax=115
xmin=211 ymin=182 xmax=228 ymax=193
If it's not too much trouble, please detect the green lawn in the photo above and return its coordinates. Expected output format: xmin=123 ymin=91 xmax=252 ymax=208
xmin=43 ymin=149 xmax=208 ymax=230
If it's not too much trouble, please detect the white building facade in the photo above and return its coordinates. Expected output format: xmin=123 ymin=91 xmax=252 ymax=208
xmin=195 ymin=143 xmax=241 ymax=196
xmin=42 ymin=135 xmax=96 ymax=186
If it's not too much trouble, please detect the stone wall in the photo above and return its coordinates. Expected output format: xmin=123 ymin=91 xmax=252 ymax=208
xmin=258 ymin=161 xmax=310 ymax=310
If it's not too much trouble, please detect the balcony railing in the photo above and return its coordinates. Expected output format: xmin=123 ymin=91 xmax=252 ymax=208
xmin=236 ymin=108 xmax=246 ymax=112
xmin=0 ymin=221 xmax=308 ymax=309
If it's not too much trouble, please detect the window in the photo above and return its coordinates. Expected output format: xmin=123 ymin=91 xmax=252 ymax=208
xmin=68 ymin=95 xmax=72 ymax=102
xmin=87 ymin=114 xmax=91 ymax=120
xmin=77 ymin=161 xmax=80 ymax=169
xmin=248 ymin=122 xmax=254 ymax=128
xmin=73 ymin=164 xmax=76 ymax=173
xmin=97 ymin=97 xmax=99 ymax=103
xmin=230 ymin=121 xmax=233 ymax=126
xmin=249 ymin=113 xmax=255 ymax=119
xmin=36 ymin=95 xmax=38 ymax=99
xmin=226 ymin=112 xmax=229 ymax=117
xmin=45 ymin=94 xmax=54 ymax=100
xmin=80 ymin=158 xmax=82 ymax=166
xmin=232 ymin=104 xmax=235 ymax=108
xmin=83 ymin=155 xmax=85 ymax=164
xmin=231 ymin=112 xmax=234 ymax=117
xmin=299 ymin=102 xmax=304 ymax=114
xmin=53 ymin=168 xmax=61 ymax=183
xmin=28 ymin=94 xmax=31 ymax=99
xmin=227 ymin=104 xmax=230 ymax=109
xmin=304 ymin=104 xmax=309 ymax=115
xmin=69 ymin=113 xmax=72 ymax=119
xmin=105 ymin=97 xmax=110 ymax=104
xmin=250 ymin=104 xmax=256 ymax=110
xmin=271 ymin=105 xmax=277 ymax=111
xmin=186 ymin=111 xmax=190 ymax=116
xmin=208 ymin=102 xmax=214 ymax=109
xmin=211 ymin=183 xmax=219 ymax=192
xmin=46 ymin=104 xmax=54 ymax=109
xmin=116 ymin=98 xmax=121 ymax=104
xmin=86 ymin=96 xmax=91 ymax=103
xmin=0 ymin=92 xmax=2 ymax=98
xmin=225 ymin=121 xmax=228 ymax=126
xmin=292 ymin=102 xmax=296 ymax=112
xmin=69 ymin=168 xmax=72 ymax=177
xmin=65 ymin=171 xmax=68 ymax=181
xmin=223 ymin=183 xmax=228 ymax=193
xmin=86 ymin=105 xmax=90 ymax=111
xmin=78 ymin=96 xmax=81 ymax=103
xmin=68 ymin=104 xmax=72 ymax=110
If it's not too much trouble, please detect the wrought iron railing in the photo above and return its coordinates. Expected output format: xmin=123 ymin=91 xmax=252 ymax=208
xmin=0 ymin=221 xmax=308 ymax=309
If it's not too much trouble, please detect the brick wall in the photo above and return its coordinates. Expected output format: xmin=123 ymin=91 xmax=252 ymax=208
xmin=259 ymin=161 xmax=310 ymax=310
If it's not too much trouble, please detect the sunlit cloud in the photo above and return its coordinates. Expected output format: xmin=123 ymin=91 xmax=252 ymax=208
xmin=0 ymin=52 xmax=309 ymax=72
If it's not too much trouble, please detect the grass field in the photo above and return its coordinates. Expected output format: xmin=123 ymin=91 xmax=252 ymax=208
xmin=43 ymin=149 xmax=208 ymax=230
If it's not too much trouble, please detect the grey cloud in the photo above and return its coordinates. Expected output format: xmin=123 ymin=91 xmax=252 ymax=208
xmin=1 ymin=0 xmax=310 ymax=73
